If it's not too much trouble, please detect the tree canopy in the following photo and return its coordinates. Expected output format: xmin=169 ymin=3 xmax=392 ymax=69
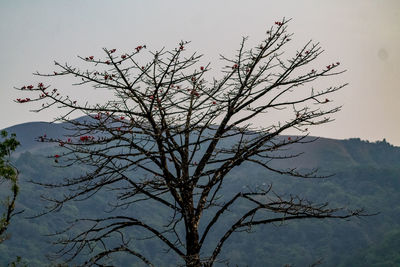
xmin=14 ymin=19 xmax=364 ymax=266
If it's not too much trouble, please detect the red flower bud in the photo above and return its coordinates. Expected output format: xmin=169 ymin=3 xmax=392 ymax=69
xmin=89 ymin=56 xmax=94 ymax=60
xmin=200 ymin=66 xmax=204 ymax=71
xmin=121 ymin=55 xmax=126 ymax=59
xmin=110 ymin=49 xmax=116 ymax=53
xmin=54 ymin=154 xmax=60 ymax=158
xmin=212 ymin=101 xmax=216 ymax=105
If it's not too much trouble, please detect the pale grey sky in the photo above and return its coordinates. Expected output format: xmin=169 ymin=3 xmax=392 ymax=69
xmin=1 ymin=0 xmax=399 ymax=145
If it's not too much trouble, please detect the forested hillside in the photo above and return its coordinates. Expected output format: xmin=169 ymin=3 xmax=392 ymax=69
xmin=0 ymin=121 xmax=399 ymax=266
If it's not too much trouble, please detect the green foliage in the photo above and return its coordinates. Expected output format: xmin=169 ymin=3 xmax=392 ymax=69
xmin=0 ymin=131 xmax=20 ymax=243
xmin=0 ymin=126 xmax=399 ymax=265
xmin=0 ymin=131 xmax=20 ymax=182
xmin=0 ymin=140 xmax=399 ymax=266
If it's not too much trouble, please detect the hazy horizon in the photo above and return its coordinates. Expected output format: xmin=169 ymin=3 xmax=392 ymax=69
xmin=1 ymin=0 xmax=399 ymax=145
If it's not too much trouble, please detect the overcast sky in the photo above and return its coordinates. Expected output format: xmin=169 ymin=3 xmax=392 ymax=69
xmin=1 ymin=0 xmax=399 ymax=145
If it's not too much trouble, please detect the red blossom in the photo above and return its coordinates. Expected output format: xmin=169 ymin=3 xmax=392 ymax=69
xmin=16 ymin=98 xmax=31 ymax=103
xmin=327 ymin=65 xmax=331 ymax=70
xmin=212 ymin=101 xmax=216 ymax=105
xmin=141 ymin=66 xmax=145 ymax=70
xmin=288 ymin=137 xmax=291 ymax=141
xmin=110 ymin=49 xmax=116 ymax=53
xmin=200 ymin=66 xmax=204 ymax=71
xmin=21 ymin=86 xmax=26 ymax=90
xmin=105 ymin=60 xmax=111 ymax=65
xmin=191 ymin=90 xmax=199 ymax=97
xmin=232 ymin=64 xmax=238 ymax=69
xmin=179 ymin=45 xmax=184 ymax=50
xmin=80 ymin=135 xmax=92 ymax=142
xmin=150 ymin=95 xmax=154 ymax=100
xmin=89 ymin=56 xmax=94 ymax=60
xmin=54 ymin=154 xmax=60 ymax=158
xmin=120 ymin=116 xmax=125 ymax=120
xmin=27 ymin=85 xmax=33 ymax=89
xmin=94 ymin=113 xmax=101 ymax=120
xmin=121 ymin=55 xmax=126 ymax=59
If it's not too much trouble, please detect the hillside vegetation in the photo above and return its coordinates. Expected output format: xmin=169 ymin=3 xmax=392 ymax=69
xmin=0 ymin=121 xmax=399 ymax=266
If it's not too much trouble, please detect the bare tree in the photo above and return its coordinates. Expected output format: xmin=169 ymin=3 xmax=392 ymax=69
xmin=15 ymin=19 xmax=363 ymax=266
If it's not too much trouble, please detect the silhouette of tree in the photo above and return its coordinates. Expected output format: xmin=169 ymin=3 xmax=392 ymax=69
xmin=15 ymin=19 xmax=364 ymax=266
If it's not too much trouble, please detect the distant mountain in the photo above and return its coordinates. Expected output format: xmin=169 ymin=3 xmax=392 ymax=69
xmin=4 ymin=117 xmax=398 ymax=165
xmin=1 ymin=119 xmax=399 ymax=266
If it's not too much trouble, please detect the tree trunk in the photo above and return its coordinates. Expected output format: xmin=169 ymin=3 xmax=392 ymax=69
xmin=185 ymin=226 xmax=201 ymax=267
xmin=184 ymin=191 xmax=202 ymax=267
